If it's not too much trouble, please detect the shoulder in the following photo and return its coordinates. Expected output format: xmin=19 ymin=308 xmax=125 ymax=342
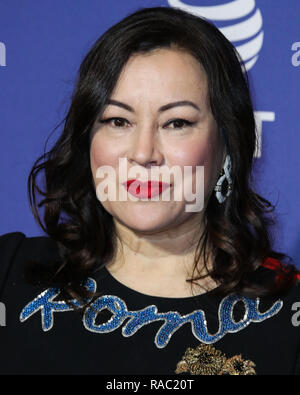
xmin=261 ymin=256 xmax=300 ymax=291
xmin=0 ymin=231 xmax=59 ymax=261
xmin=0 ymin=232 xmax=26 ymax=293
xmin=0 ymin=231 xmax=26 ymax=259
xmin=262 ymin=256 xmax=300 ymax=278
xmin=0 ymin=231 xmax=60 ymax=297
xmin=257 ymin=257 xmax=300 ymax=324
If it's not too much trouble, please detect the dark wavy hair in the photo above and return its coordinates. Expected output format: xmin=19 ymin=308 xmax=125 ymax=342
xmin=26 ymin=6 xmax=298 ymax=307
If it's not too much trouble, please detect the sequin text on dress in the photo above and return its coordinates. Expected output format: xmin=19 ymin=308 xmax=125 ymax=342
xmin=19 ymin=277 xmax=283 ymax=348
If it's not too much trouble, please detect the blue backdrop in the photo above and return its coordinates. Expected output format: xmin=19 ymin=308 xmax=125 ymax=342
xmin=0 ymin=1 xmax=299 ymax=266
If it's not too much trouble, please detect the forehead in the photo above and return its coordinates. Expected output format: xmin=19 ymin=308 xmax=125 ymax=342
xmin=112 ymin=48 xmax=209 ymax=101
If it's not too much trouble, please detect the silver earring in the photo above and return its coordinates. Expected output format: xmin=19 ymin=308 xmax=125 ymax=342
xmin=214 ymin=155 xmax=232 ymax=203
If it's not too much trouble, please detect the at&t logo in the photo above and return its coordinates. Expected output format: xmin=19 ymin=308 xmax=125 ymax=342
xmin=0 ymin=41 xmax=6 ymax=67
xmin=167 ymin=0 xmax=273 ymax=158
xmin=168 ymin=0 xmax=263 ymax=71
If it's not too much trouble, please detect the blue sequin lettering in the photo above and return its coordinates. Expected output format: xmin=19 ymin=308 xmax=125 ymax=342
xmin=123 ymin=305 xmax=159 ymax=335
xmin=20 ymin=277 xmax=283 ymax=348
xmin=20 ymin=278 xmax=96 ymax=331
xmin=124 ymin=307 xmax=187 ymax=348
xmin=81 ymin=291 xmax=283 ymax=348
xmin=154 ymin=312 xmax=190 ymax=347
xmin=83 ymin=295 xmax=128 ymax=332
xmin=188 ymin=310 xmax=219 ymax=343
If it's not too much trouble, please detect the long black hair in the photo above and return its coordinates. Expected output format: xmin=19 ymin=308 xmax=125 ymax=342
xmin=27 ymin=6 xmax=298 ymax=306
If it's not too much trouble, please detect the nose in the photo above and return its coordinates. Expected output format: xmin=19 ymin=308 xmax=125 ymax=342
xmin=127 ymin=122 xmax=164 ymax=168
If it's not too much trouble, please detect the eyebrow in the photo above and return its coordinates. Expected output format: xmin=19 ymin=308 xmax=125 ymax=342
xmin=104 ymin=99 xmax=201 ymax=113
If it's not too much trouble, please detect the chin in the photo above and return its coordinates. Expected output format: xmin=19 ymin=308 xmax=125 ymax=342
xmin=114 ymin=204 xmax=179 ymax=233
xmin=125 ymin=223 xmax=168 ymax=235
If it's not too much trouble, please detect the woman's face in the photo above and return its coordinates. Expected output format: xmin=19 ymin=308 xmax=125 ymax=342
xmin=90 ymin=48 xmax=224 ymax=234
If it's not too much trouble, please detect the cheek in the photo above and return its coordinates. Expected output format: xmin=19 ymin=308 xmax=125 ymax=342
xmin=90 ymin=134 xmax=122 ymax=171
xmin=167 ymin=136 xmax=218 ymax=168
xmin=166 ymin=134 xmax=222 ymax=198
xmin=89 ymin=136 xmax=124 ymax=196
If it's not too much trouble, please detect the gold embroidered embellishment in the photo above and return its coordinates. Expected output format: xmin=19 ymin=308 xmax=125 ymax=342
xmin=175 ymin=344 xmax=256 ymax=375
xmin=218 ymin=355 xmax=256 ymax=375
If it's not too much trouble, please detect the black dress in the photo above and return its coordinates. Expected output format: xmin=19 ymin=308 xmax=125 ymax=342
xmin=0 ymin=231 xmax=300 ymax=375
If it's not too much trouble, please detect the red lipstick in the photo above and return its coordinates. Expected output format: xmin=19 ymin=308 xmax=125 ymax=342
xmin=123 ymin=180 xmax=170 ymax=199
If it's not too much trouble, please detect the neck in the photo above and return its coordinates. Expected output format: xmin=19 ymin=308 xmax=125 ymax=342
xmin=107 ymin=214 xmax=211 ymax=280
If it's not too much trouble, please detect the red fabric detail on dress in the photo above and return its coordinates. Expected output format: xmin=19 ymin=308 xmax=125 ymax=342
xmin=262 ymin=257 xmax=300 ymax=282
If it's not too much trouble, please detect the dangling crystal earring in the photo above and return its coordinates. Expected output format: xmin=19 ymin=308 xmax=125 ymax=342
xmin=214 ymin=155 xmax=233 ymax=203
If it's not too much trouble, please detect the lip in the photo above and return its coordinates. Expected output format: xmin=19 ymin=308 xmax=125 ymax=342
xmin=122 ymin=180 xmax=171 ymax=199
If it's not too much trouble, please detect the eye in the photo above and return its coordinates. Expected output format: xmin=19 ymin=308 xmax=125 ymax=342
xmin=99 ymin=117 xmax=130 ymax=128
xmin=164 ymin=119 xmax=196 ymax=129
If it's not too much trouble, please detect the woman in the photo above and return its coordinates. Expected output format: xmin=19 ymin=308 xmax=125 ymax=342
xmin=0 ymin=6 xmax=299 ymax=375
